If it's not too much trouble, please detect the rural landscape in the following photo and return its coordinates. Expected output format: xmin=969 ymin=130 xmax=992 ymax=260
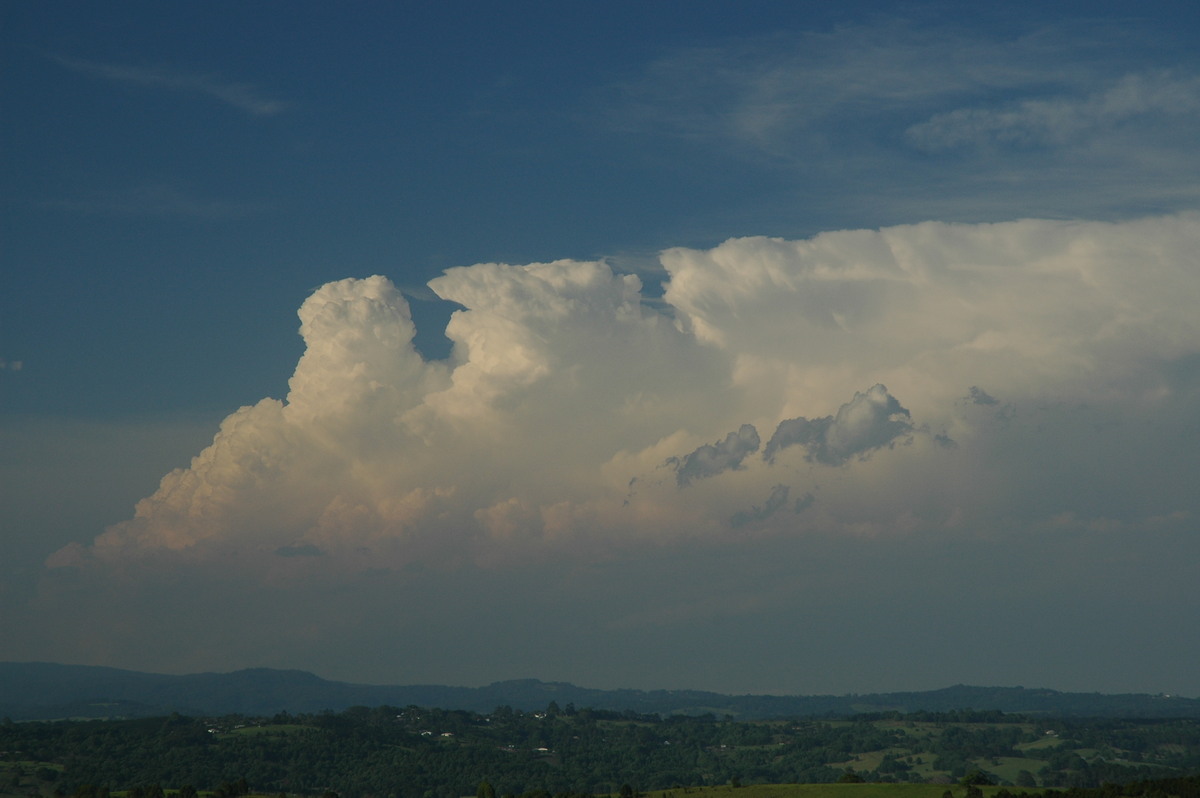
xmin=3 ymin=666 xmax=1200 ymax=798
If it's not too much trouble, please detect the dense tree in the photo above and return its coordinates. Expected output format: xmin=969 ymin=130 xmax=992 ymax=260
xmin=961 ymin=769 xmax=995 ymax=786
xmin=2 ymin=707 xmax=1198 ymax=797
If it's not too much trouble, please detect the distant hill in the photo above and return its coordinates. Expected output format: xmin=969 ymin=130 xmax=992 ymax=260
xmin=1 ymin=661 xmax=1197 ymax=721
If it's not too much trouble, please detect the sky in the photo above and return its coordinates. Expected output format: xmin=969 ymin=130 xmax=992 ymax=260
xmin=3 ymin=1 xmax=1200 ymax=698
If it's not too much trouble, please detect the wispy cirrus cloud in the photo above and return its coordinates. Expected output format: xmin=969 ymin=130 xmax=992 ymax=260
xmin=603 ymin=19 xmax=1200 ymax=221
xmin=50 ymin=54 xmax=287 ymax=116
xmin=607 ymin=20 xmax=1098 ymax=157
xmin=906 ymin=70 xmax=1200 ymax=150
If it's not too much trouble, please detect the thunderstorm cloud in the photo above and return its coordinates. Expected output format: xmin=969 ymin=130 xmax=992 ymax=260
xmin=27 ymin=213 xmax=1200 ymax=690
xmin=54 ymin=213 xmax=1200 ymax=573
xmin=13 ymin=1 xmax=1200 ymax=701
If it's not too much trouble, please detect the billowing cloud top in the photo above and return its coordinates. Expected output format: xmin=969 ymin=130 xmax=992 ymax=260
xmin=57 ymin=214 xmax=1200 ymax=578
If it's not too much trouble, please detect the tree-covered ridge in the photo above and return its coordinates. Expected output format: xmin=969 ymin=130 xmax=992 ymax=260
xmin=5 ymin=665 xmax=1200 ymax=722
xmin=2 ymin=706 xmax=1199 ymax=798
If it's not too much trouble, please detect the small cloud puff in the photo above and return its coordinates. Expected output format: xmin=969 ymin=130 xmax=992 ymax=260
xmin=763 ymin=385 xmax=912 ymax=466
xmin=967 ymin=386 xmax=998 ymax=406
xmin=730 ymin=484 xmax=791 ymax=527
xmin=668 ymin=424 xmax=761 ymax=487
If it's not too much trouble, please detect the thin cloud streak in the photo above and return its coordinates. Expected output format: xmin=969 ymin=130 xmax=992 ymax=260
xmin=907 ymin=70 xmax=1200 ymax=150
xmin=50 ymin=54 xmax=287 ymax=116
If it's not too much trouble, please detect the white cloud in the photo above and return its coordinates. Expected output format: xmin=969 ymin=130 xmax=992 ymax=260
xmin=54 ymin=212 xmax=1200 ymax=570
xmin=24 ymin=213 xmax=1200 ymax=692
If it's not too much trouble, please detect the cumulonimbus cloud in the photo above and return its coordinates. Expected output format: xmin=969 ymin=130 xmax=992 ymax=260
xmin=51 ymin=213 xmax=1200 ymax=578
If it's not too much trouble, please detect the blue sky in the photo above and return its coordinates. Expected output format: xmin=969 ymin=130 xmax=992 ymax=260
xmin=3 ymin=2 xmax=1200 ymax=696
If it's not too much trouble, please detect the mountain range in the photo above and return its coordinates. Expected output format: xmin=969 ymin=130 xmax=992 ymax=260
xmin=2 ymin=662 xmax=1197 ymax=721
